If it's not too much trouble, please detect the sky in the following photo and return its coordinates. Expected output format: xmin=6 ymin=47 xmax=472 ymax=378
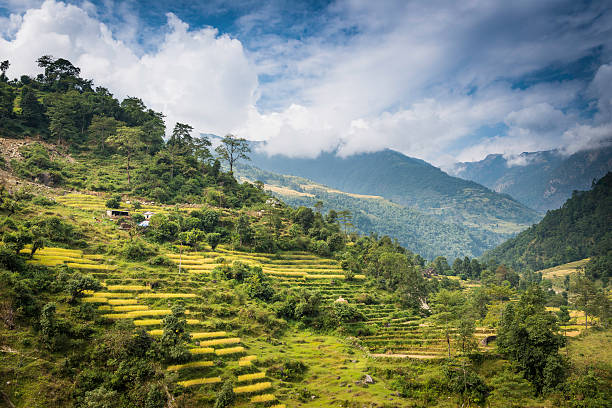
xmin=1 ymin=0 xmax=611 ymax=168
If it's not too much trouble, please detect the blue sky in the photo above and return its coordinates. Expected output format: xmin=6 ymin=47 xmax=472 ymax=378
xmin=1 ymin=0 xmax=611 ymax=167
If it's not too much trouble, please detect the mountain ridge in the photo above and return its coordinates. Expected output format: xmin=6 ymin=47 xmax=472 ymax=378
xmin=451 ymin=145 xmax=612 ymax=212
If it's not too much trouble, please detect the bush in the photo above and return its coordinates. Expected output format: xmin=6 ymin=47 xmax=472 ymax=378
xmin=105 ymin=194 xmax=121 ymax=209
xmin=267 ymin=359 xmax=308 ymax=381
xmin=114 ymin=239 xmax=158 ymax=261
xmin=244 ymin=267 xmax=274 ymax=301
xmin=66 ymin=273 xmax=102 ymax=303
xmin=32 ymin=195 xmax=56 ymax=206
xmin=214 ymin=380 xmax=235 ymax=408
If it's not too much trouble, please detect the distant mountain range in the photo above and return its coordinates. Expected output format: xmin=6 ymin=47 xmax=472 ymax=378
xmin=231 ymin=145 xmax=541 ymax=259
xmin=236 ymin=164 xmax=505 ymax=260
xmin=451 ymin=145 xmax=612 ymax=212
xmin=484 ymin=171 xmax=611 ymax=271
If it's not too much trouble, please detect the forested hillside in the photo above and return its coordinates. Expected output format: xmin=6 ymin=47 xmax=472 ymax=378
xmin=1 ymin=56 xmax=611 ymax=408
xmin=236 ymin=164 xmax=508 ymax=259
xmin=248 ymin=148 xmax=540 ymax=225
xmin=484 ymin=172 xmax=612 ymax=271
xmin=452 ymin=146 xmax=612 ymax=211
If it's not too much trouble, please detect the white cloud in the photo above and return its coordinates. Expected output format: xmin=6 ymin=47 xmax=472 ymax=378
xmin=0 ymin=0 xmax=258 ymax=135
xmin=1 ymin=0 xmax=611 ymax=166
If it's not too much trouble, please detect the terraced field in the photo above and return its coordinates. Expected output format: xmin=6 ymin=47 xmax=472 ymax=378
xmin=54 ymin=192 xmax=198 ymax=215
xmin=24 ymin=246 xmax=286 ymax=408
xmin=165 ymin=247 xmax=494 ymax=359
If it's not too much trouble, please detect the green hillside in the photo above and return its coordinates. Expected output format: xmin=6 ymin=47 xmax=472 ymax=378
xmin=484 ymin=172 xmax=612 ymax=271
xmin=1 ymin=56 xmax=610 ymax=408
xmin=247 ymin=147 xmax=542 ymax=238
xmin=236 ymin=164 xmax=511 ymax=259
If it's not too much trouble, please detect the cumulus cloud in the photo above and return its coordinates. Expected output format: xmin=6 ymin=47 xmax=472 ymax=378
xmin=1 ymin=0 xmax=612 ymax=166
xmin=0 ymin=0 xmax=258 ymax=135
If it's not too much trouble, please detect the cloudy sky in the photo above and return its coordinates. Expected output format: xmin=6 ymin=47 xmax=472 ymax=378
xmin=1 ymin=0 xmax=611 ymax=168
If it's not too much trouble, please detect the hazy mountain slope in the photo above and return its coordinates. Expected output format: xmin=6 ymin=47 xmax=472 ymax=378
xmin=247 ymin=148 xmax=541 ymax=232
xmin=452 ymin=145 xmax=612 ymax=211
xmin=236 ymin=164 xmax=528 ymax=259
xmin=483 ymin=172 xmax=612 ymax=271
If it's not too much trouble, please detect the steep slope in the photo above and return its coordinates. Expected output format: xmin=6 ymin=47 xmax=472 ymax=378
xmin=236 ymin=164 xmax=506 ymax=259
xmin=243 ymin=147 xmax=540 ymax=252
xmin=484 ymin=172 xmax=612 ymax=271
xmin=452 ymin=145 xmax=612 ymax=212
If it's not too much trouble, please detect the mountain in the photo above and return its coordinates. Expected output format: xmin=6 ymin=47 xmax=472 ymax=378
xmin=236 ymin=164 xmax=508 ymax=260
xmin=483 ymin=172 xmax=612 ymax=271
xmin=451 ymin=145 xmax=612 ymax=212
xmin=244 ymin=146 xmax=541 ymax=244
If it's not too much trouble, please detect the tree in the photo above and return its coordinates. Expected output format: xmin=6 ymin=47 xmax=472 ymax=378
xmin=160 ymin=304 xmax=191 ymax=363
xmin=496 ymin=285 xmax=566 ymax=393
xmin=19 ymin=86 xmax=45 ymax=127
xmin=215 ymin=134 xmax=251 ymax=173
xmin=214 ymin=380 xmax=235 ymax=408
xmin=0 ymin=60 xmax=9 ymax=81
xmin=106 ymin=126 xmax=144 ymax=184
xmin=40 ymin=302 xmax=58 ymax=350
xmin=206 ymin=232 xmax=222 ymax=250
xmin=337 ymin=210 xmax=354 ymax=235
xmin=66 ymin=273 xmax=102 ymax=303
xmin=570 ymin=273 xmax=598 ymax=330
xmin=431 ymin=289 xmax=468 ymax=358
xmin=88 ymin=115 xmax=122 ymax=153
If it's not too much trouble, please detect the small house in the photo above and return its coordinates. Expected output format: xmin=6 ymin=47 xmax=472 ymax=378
xmin=142 ymin=211 xmax=156 ymax=219
xmin=138 ymin=220 xmax=150 ymax=227
xmin=106 ymin=209 xmax=129 ymax=217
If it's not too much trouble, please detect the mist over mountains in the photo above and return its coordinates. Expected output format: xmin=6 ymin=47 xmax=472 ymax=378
xmin=451 ymin=145 xmax=612 ymax=212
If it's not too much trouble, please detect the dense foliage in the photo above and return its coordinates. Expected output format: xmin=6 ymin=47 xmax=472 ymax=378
xmin=485 ymin=172 xmax=612 ymax=271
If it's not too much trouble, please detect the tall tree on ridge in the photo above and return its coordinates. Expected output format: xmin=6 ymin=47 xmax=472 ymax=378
xmin=215 ymin=134 xmax=251 ymax=173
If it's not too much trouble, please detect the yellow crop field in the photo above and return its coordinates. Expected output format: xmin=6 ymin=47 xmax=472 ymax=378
xmin=233 ymin=382 xmax=272 ymax=394
xmin=237 ymin=371 xmax=266 ymax=382
xmin=167 ymin=361 xmax=214 ymax=371
xmin=108 ymin=299 xmax=138 ymax=305
xmin=112 ymin=305 xmax=149 ymax=311
xmin=190 ymin=347 xmax=215 ymax=354
xmin=67 ymin=263 xmax=115 ymax=270
xmin=177 ymin=377 xmax=221 ymax=387
xmin=89 ymin=292 xmax=134 ymax=298
xmin=138 ymin=293 xmax=197 ymax=298
xmin=215 ymin=346 xmax=244 ymax=355
xmin=147 ymin=329 xmax=163 ymax=336
xmin=191 ymin=331 xmax=227 ymax=339
xmin=82 ymin=297 xmax=108 ymax=303
xmin=198 ymin=337 xmax=240 ymax=347
xmin=251 ymin=394 xmax=276 ymax=403
xmin=105 ymin=285 xmax=149 ymax=291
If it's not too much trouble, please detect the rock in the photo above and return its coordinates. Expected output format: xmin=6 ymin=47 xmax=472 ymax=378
xmin=363 ymin=374 xmax=374 ymax=384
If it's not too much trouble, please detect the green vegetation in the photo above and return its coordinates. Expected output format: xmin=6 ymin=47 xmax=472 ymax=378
xmin=1 ymin=57 xmax=610 ymax=408
xmin=485 ymin=172 xmax=612 ymax=271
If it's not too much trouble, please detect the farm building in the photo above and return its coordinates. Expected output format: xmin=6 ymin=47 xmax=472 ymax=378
xmin=106 ymin=209 xmax=129 ymax=217
xmin=142 ymin=211 xmax=156 ymax=219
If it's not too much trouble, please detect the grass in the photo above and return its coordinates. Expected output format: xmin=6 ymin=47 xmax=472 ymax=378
xmin=108 ymin=299 xmax=138 ymax=305
xmin=105 ymin=285 xmax=149 ymax=291
xmin=233 ymin=382 xmax=272 ymax=394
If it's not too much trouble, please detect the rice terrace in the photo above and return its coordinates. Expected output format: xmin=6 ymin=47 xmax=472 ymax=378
xmin=1 ymin=1 xmax=612 ymax=408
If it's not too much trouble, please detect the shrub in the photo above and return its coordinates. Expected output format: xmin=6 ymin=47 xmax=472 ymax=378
xmin=105 ymin=194 xmax=121 ymax=209
xmin=267 ymin=359 xmax=308 ymax=381
xmin=214 ymin=380 xmax=235 ymax=408
xmin=66 ymin=273 xmax=102 ymax=303
xmin=115 ymin=239 xmax=157 ymax=261
xmin=244 ymin=267 xmax=274 ymax=302
xmin=206 ymin=232 xmax=222 ymax=250
xmin=32 ymin=195 xmax=56 ymax=206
